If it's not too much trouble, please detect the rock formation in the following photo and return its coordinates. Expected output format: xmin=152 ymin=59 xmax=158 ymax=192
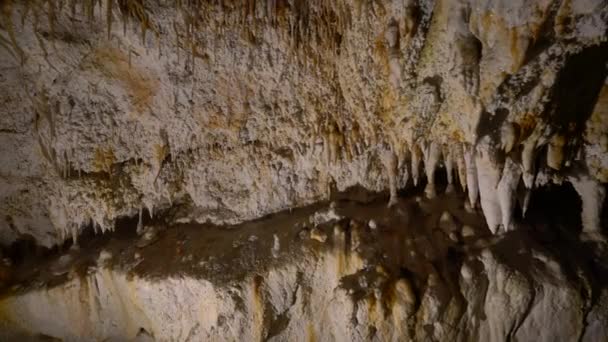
xmin=1 ymin=195 xmax=608 ymax=341
xmin=0 ymin=0 xmax=606 ymax=340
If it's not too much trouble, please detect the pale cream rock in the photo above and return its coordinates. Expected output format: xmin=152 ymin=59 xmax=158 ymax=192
xmin=464 ymin=145 xmax=479 ymax=208
xmin=368 ymin=219 xmax=378 ymax=230
xmin=547 ymin=134 xmax=566 ymax=170
xmin=310 ymin=228 xmax=328 ymax=243
xmin=497 ymin=157 xmax=522 ymax=232
xmin=570 ymin=174 xmax=606 ymax=233
xmin=272 ymin=234 xmax=280 ymax=258
xmin=460 ymin=262 xmax=473 ymax=280
xmin=423 ymin=142 xmax=442 ymax=199
xmin=475 ymin=138 xmax=503 ymax=234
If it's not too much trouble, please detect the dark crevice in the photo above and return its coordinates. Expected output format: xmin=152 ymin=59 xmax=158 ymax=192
xmin=526 ymin=182 xmax=583 ymax=235
xmin=547 ymin=43 xmax=608 ymax=136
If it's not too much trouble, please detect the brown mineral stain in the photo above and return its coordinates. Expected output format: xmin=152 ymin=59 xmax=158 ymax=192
xmin=451 ymin=130 xmax=464 ymax=142
xmin=154 ymin=144 xmax=169 ymax=166
xmin=0 ymin=299 xmax=14 ymax=327
xmin=252 ymin=275 xmax=264 ymax=342
xmin=87 ymin=46 xmax=158 ymax=114
xmin=307 ymin=322 xmax=316 ymax=342
xmin=509 ymin=28 xmax=521 ymax=72
xmin=92 ymin=147 xmax=116 ymax=173
xmin=555 ymin=0 xmax=572 ymax=36
xmin=518 ymin=114 xmax=537 ymax=139
xmin=367 ymin=295 xmax=378 ymax=324
xmin=374 ymin=33 xmax=390 ymax=75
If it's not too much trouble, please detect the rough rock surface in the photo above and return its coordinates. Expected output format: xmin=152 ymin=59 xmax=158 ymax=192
xmin=0 ymin=1 xmax=607 ymax=340
xmin=0 ymin=0 xmax=606 ymax=247
xmin=1 ymin=193 xmax=607 ymax=341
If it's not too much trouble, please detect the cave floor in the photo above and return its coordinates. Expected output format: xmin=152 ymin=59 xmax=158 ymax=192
xmin=2 ymin=186 xmax=606 ymax=303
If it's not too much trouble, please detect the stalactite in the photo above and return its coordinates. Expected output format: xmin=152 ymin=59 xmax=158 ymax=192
xmin=423 ymin=141 xmax=441 ymax=199
xmin=519 ymin=188 xmax=531 ymax=218
xmin=475 ymin=138 xmax=502 ymax=234
xmin=500 ymin=122 xmax=519 ymax=153
xmin=106 ymin=0 xmax=113 ymax=39
xmin=410 ymin=143 xmax=421 ymax=186
xmin=570 ymin=174 xmax=606 ymax=233
xmin=464 ymin=144 xmax=478 ymax=209
xmin=521 ymin=137 xmax=537 ymax=188
xmin=379 ymin=144 xmax=398 ymax=207
xmin=497 ymin=158 xmax=521 ymax=232
xmin=136 ymin=206 xmax=143 ymax=235
xmin=547 ymin=134 xmax=565 ymax=170
xmin=454 ymin=144 xmax=467 ymax=192
xmin=443 ymin=145 xmax=454 ymax=192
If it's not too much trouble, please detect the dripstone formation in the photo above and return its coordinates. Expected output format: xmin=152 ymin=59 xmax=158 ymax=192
xmin=0 ymin=0 xmax=606 ymax=341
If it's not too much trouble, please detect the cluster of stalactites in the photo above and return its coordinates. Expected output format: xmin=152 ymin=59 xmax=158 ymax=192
xmin=356 ymin=127 xmax=605 ymax=236
xmin=49 ymin=197 xmax=119 ymax=245
xmin=0 ymin=0 xmax=159 ymax=65
xmin=1 ymin=0 xmax=351 ymax=80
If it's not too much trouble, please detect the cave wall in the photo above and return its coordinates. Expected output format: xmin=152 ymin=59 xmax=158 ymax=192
xmin=0 ymin=0 xmax=606 ymax=246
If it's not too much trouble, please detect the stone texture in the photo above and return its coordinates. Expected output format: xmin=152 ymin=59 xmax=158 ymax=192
xmin=0 ymin=196 xmax=606 ymax=342
xmin=0 ymin=0 xmax=606 ymax=247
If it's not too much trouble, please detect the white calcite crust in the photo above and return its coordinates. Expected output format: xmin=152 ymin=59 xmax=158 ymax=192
xmin=0 ymin=0 xmax=605 ymax=247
